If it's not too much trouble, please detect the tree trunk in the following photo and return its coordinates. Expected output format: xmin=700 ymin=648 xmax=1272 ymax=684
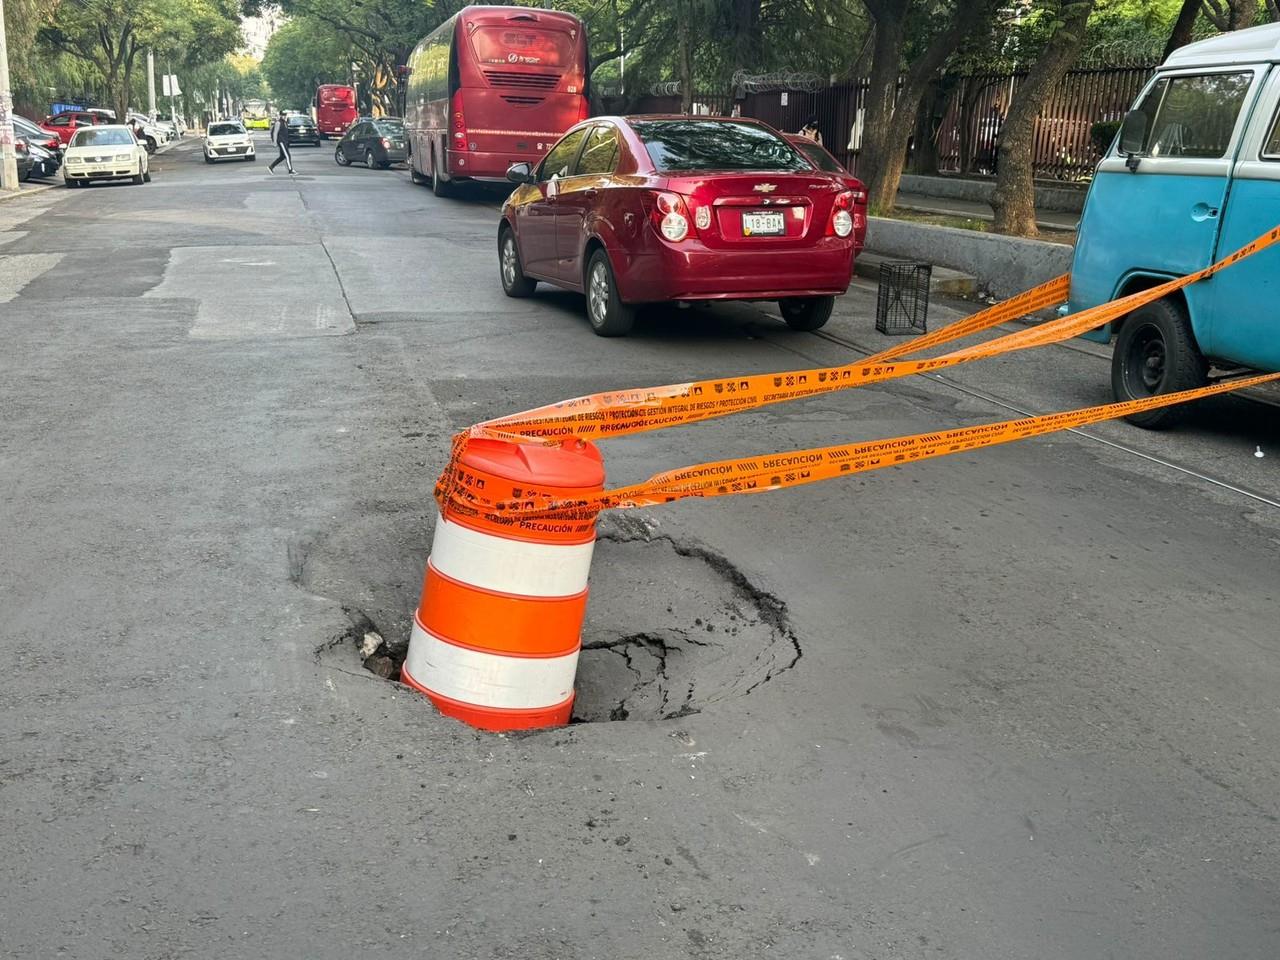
xmin=860 ymin=0 xmax=993 ymax=213
xmin=991 ymin=1 xmax=1095 ymax=237
xmin=678 ymin=1 xmax=693 ymax=114
xmin=1162 ymin=0 xmax=1201 ymax=61
xmin=858 ymin=7 xmax=906 ymax=211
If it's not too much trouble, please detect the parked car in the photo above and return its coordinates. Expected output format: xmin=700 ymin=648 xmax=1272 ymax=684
xmin=499 ymin=116 xmax=859 ymax=336
xmin=40 ymin=111 xmax=109 ymax=146
xmin=14 ymin=138 xmax=35 ymax=182
xmin=203 ymin=120 xmax=256 ymax=162
xmin=785 ymin=135 xmax=868 ymax=254
xmin=156 ymin=114 xmax=185 ymax=139
xmin=13 ymin=116 xmax=63 ymax=162
xmin=62 ymin=125 xmax=151 ymax=187
xmin=286 ymin=115 xmax=321 ymax=146
xmin=334 ymin=118 xmax=407 ymax=168
xmin=125 ymin=113 xmax=168 ymax=153
xmin=24 ymin=141 xmax=59 ymax=179
xmin=1069 ymin=22 xmax=1280 ymax=428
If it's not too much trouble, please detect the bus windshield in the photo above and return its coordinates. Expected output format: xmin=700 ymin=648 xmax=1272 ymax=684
xmin=469 ymin=26 xmax=574 ymax=68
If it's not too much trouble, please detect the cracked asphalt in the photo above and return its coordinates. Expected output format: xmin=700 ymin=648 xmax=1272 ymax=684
xmin=2 ymin=134 xmax=1279 ymax=959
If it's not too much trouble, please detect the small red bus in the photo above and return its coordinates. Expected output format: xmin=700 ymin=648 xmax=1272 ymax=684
xmin=405 ymin=6 xmax=589 ymax=195
xmin=314 ymin=84 xmax=357 ymax=139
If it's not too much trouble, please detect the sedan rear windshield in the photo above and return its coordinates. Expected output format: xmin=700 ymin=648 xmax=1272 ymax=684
xmin=374 ymin=120 xmax=404 ymax=135
xmin=209 ymin=123 xmax=245 ymax=136
xmin=631 ymin=120 xmax=809 ymax=173
xmin=793 ymin=139 xmax=844 ymax=174
xmin=71 ymin=128 xmax=133 ymax=147
xmin=288 ymin=117 xmax=313 ymax=126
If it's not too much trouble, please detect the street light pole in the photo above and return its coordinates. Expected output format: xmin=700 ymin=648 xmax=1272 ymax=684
xmin=0 ymin=0 xmax=22 ymax=192
xmin=147 ymin=50 xmax=157 ymax=121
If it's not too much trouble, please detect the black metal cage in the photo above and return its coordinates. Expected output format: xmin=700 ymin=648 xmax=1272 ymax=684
xmin=876 ymin=261 xmax=931 ymax=335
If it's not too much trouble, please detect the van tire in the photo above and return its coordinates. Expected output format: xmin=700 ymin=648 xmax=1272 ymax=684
xmin=1110 ymin=296 xmax=1208 ymax=430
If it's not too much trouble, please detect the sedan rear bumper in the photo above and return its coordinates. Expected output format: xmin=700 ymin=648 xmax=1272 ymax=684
xmin=615 ymin=238 xmax=854 ymax=303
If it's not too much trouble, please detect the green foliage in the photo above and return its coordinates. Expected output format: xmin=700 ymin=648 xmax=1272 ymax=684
xmin=32 ymin=0 xmax=242 ymax=117
xmin=261 ymin=18 xmax=355 ymax=109
xmin=1091 ymin=118 xmax=1122 ymax=152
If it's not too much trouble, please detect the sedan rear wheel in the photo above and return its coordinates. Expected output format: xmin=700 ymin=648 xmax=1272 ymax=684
xmin=585 ymin=250 xmax=634 ymax=337
xmin=335 ymin=146 xmax=349 ymax=166
xmin=779 ymin=296 xmax=834 ymax=332
xmin=499 ymin=228 xmax=537 ymax=298
xmin=365 ymin=149 xmax=378 ymax=170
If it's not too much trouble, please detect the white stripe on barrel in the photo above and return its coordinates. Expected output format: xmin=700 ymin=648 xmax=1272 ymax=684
xmin=429 ymin=513 xmax=594 ymax=597
xmin=403 ymin=620 xmax=579 ymax=710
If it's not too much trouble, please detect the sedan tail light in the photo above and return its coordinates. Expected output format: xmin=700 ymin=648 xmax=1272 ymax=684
xmin=827 ymin=189 xmax=858 ymax=238
xmin=381 ymin=137 xmax=391 ymax=148
xmin=646 ymin=191 xmax=691 ymax=242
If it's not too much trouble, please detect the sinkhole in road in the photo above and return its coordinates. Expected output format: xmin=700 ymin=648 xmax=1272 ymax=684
xmin=306 ymin=513 xmax=801 ymax=723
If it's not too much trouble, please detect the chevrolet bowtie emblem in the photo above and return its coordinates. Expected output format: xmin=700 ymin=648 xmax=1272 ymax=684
xmin=753 ymin=183 xmax=777 ymax=193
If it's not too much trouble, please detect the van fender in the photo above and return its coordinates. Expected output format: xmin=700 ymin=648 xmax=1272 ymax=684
xmin=1080 ymin=269 xmax=1186 ymax=344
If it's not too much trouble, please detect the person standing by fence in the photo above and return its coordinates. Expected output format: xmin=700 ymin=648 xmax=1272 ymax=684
xmin=268 ymin=110 xmax=294 ymax=175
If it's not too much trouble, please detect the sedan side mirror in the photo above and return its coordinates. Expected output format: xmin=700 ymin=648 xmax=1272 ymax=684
xmin=1120 ymin=109 xmax=1148 ymax=171
xmin=506 ymin=161 xmax=535 ymax=184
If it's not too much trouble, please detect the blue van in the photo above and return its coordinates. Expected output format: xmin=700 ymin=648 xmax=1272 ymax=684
xmin=1070 ymin=23 xmax=1280 ymax=427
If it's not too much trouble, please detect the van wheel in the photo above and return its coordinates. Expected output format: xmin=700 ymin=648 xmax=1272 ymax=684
xmin=779 ymin=296 xmax=834 ymax=331
xmin=1111 ymin=296 xmax=1207 ymax=430
xmin=585 ymin=249 xmax=634 ymax=337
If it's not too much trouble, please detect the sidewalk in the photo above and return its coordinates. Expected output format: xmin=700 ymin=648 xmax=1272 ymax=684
xmin=894 ymin=191 xmax=1080 ymax=235
xmin=0 ymin=180 xmax=59 ymax=204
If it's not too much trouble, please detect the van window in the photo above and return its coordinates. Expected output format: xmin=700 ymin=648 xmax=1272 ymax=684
xmin=1263 ymin=107 xmax=1280 ymax=159
xmin=1130 ymin=73 xmax=1251 ymax=159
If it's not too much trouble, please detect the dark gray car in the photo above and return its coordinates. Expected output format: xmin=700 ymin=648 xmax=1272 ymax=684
xmin=333 ymin=118 xmax=407 ymax=169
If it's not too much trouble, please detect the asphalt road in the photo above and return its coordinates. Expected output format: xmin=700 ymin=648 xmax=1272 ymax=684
xmin=2 ymin=133 xmax=1278 ymax=960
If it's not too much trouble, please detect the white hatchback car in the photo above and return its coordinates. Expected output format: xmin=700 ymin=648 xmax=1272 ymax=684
xmin=204 ymin=121 xmax=256 ymax=163
xmin=63 ymin=125 xmax=150 ymax=187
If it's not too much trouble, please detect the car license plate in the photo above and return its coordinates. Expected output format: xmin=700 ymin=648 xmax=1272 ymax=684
xmin=742 ymin=211 xmax=785 ymax=237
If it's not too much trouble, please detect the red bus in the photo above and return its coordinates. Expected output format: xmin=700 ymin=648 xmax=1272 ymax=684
xmin=314 ymin=84 xmax=357 ymax=139
xmin=404 ymin=6 xmax=589 ymax=195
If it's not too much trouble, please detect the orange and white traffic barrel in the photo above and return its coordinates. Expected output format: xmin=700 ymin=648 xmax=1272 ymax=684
xmin=401 ymin=437 xmax=604 ymax=732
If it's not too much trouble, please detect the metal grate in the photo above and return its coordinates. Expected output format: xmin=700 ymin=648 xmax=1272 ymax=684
xmin=876 ymin=261 xmax=931 ymax=335
xmin=483 ymin=71 xmax=562 ymax=90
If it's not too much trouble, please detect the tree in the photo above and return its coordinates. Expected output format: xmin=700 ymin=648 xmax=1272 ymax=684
xmin=991 ymin=0 xmax=1096 ymax=236
xmin=261 ymin=18 xmax=354 ymax=109
xmin=858 ymin=0 xmax=998 ymax=213
xmin=38 ymin=0 xmax=240 ymax=119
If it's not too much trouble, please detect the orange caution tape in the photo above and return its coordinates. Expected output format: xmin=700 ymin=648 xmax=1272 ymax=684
xmin=437 ymin=225 xmax=1280 ymax=519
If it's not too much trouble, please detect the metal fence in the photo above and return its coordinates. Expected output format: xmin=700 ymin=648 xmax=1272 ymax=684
xmin=614 ymin=62 xmax=1156 ymax=183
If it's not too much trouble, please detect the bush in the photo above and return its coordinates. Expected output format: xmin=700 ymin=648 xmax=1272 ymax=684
xmin=1091 ymin=120 xmax=1121 ymax=157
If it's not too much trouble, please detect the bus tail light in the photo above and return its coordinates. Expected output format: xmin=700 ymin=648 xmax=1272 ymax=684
xmin=451 ymin=90 xmax=467 ymax=151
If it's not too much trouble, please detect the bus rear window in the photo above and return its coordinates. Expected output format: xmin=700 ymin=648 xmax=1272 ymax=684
xmin=469 ymin=26 xmax=572 ymax=68
xmin=321 ymin=87 xmax=353 ymax=104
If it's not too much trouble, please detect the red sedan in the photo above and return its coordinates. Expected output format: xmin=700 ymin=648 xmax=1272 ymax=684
xmin=498 ymin=116 xmax=859 ymax=336
xmin=784 ymin=135 xmax=868 ymax=255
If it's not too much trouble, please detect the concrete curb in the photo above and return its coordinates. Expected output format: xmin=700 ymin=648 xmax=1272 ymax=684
xmin=0 ymin=181 xmax=59 ymax=204
xmin=899 ymin=173 xmax=1087 ymax=213
xmin=866 ymin=216 xmax=1074 ymax=299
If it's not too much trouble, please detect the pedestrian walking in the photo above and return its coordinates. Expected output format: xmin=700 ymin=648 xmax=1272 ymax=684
xmin=268 ymin=111 xmax=294 ymax=175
